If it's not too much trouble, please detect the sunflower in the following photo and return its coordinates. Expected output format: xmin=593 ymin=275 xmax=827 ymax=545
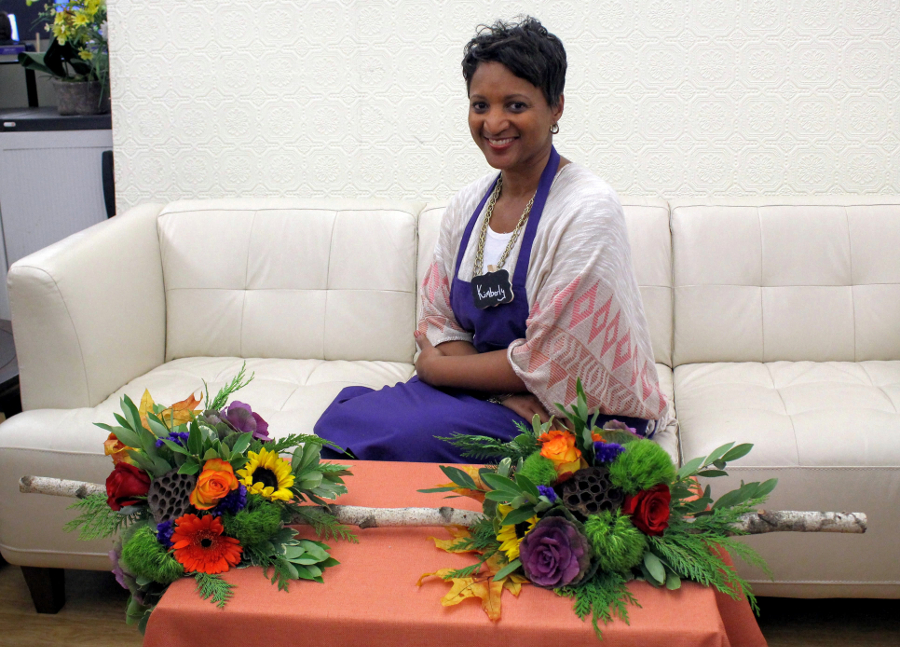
xmin=237 ymin=448 xmax=295 ymax=501
xmin=171 ymin=514 xmax=242 ymax=574
xmin=496 ymin=504 xmax=538 ymax=560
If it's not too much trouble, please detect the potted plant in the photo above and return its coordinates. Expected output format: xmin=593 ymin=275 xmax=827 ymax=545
xmin=18 ymin=0 xmax=109 ymax=115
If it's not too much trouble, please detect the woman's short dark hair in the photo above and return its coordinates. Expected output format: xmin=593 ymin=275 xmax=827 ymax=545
xmin=462 ymin=17 xmax=567 ymax=108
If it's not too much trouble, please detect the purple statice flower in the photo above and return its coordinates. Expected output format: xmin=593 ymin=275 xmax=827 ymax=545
xmin=220 ymin=401 xmax=271 ymax=441
xmin=155 ymin=431 xmax=189 ymax=449
xmin=537 ymin=485 xmax=558 ymax=503
xmin=594 ymin=441 xmax=625 ymax=463
xmin=211 ymin=484 xmax=247 ymax=516
xmin=156 ymin=520 xmax=175 ymax=549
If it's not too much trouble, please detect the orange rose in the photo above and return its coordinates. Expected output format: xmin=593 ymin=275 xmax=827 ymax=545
xmin=190 ymin=458 xmax=239 ymax=510
xmin=103 ymin=432 xmax=136 ymax=466
xmin=538 ymin=429 xmax=587 ymax=477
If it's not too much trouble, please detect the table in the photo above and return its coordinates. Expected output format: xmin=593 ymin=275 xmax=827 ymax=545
xmin=143 ymin=461 xmax=767 ymax=647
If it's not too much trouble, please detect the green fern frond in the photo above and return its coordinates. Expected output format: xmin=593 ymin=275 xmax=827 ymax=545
xmin=558 ymin=571 xmax=638 ymax=638
xmin=194 ymin=573 xmax=234 ymax=609
xmin=64 ymin=493 xmax=147 ymax=541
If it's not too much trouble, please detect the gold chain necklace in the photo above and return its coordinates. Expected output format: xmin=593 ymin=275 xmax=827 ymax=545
xmin=473 ymin=176 xmax=536 ymax=277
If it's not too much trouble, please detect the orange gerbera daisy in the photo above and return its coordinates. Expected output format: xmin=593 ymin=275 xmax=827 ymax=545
xmin=171 ymin=514 xmax=242 ymax=574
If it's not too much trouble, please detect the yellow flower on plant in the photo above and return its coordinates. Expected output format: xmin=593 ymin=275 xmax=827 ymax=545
xmin=495 ymin=504 xmax=537 ymax=560
xmin=237 ymin=448 xmax=295 ymax=502
xmin=73 ymin=11 xmax=90 ymax=27
xmin=78 ymin=49 xmax=93 ymax=60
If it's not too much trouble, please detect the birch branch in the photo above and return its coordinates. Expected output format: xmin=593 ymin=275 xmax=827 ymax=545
xmin=19 ymin=476 xmax=867 ymax=534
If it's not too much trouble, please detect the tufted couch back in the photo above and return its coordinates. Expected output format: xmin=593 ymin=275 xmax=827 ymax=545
xmin=158 ymin=199 xmax=423 ymax=363
xmin=672 ymin=197 xmax=900 ymax=366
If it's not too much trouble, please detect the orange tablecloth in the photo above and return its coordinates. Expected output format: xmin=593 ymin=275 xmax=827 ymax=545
xmin=143 ymin=461 xmax=767 ymax=647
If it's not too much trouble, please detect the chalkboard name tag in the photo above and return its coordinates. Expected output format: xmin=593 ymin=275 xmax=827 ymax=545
xmin=471 ymin=268 xmax=514 ymax=309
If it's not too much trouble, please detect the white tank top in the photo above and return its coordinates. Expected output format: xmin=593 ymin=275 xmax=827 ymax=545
xmin=482 ymin=226 xmax=515 ymax=271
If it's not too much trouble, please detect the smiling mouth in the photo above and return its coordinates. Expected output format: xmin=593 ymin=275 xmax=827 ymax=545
xmin=486 ymin=137 xmax=516 ymax=147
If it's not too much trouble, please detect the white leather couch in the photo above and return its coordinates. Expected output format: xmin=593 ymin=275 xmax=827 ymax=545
xmin=0 ymin=196 xmax=896 ymax=603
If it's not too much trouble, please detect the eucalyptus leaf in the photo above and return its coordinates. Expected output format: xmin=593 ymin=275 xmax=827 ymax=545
xmin=721 ymin=443 xmax=753 ymax=463
xmin=481 ymin=472 xmax=519 ymax=494
xmin=492 ymin=558 xmax=522 ymax=581
xmin=703 ymin=442 xmax=735 ymax=467
xmin=501 ymin=505 xmax=536 ymax=527
xmin=643 ymin=552 xmax=666 ymax=584
xmin=439 ymin=465 xmax=477 ymax=490
xmin=178 ymin=461 xmax=201 ymax=475
xmin=677 ymin=456 xmax=704 ymax=479
xmin=665 ymin=571 xmax=682 ymax=590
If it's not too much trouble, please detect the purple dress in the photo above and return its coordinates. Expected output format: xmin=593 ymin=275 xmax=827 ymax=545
xmin=315 ymin=148 xmax=648 ymax=462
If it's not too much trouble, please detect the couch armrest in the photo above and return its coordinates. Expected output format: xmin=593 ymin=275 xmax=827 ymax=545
xmin=9 ymin=203 xmax=167 ymax=410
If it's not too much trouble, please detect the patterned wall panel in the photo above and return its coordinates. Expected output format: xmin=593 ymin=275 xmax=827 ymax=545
xmin=107 ymin=0 xmax=900 ymax=212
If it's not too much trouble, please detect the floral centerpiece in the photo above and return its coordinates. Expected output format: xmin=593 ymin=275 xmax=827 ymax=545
xmin=419 ymin=381 xmax=775 ymax=637
xmin=18 ymin=0 xmax=110 ymax=114
xmin=66 ymin=366 xmax=354 ymax=632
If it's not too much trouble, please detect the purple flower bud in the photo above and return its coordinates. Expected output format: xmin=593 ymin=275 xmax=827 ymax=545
xmin=211 ymin=484 xmax=247 ymax=516
xmin=156 ymin=520 xmax=175 ymax=549
xmin=220 ymin=401 xmax=271 ymax=441
xmin=519 ymin=516 xmax=592 ymax=588
xmin=593 ymin=441 xmax=625 ymax=463
xmin=537 ymin=485 xmax=558 ymax=502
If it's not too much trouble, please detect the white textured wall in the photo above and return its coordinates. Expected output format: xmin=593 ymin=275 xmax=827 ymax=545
xmin=108 ymin=0 xmax=900 ymax=211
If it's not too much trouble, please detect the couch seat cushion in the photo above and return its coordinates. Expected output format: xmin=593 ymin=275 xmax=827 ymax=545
xmin=676 ymin=361 xmax=900 ymax=467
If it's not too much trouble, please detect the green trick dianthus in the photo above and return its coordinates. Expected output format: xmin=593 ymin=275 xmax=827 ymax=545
xmin=517 ymin=452 xmax=558 ymax=486
xmin=222 ymin=494 xmax=283 ymax=547
xmin=120 ymin=524 xmax=184 ymax=584
xmin=584 ymin=510 xmax=648 ymax=573
xmin=608 ymin=439 xmax=676 ymax=494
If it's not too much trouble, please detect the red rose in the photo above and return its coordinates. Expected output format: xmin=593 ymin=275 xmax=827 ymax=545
xmin=622 ymin=483 xmax=671 ymax=536
xmin=106 ymin=463 xmax=151 ymax=511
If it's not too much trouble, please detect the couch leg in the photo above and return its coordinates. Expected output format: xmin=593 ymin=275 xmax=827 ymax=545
xmin=21 ymin=566 xmax=65 ymax=613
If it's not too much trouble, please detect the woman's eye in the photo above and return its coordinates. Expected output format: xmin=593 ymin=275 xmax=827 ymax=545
xmin=509 ymin=102 xmax=528 ymax=112
xmin=471 ymin=102 xmax=488 ymax=112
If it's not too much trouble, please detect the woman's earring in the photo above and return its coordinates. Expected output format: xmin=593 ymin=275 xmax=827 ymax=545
xmin=550 ymin=123 xmax=560 ymax=134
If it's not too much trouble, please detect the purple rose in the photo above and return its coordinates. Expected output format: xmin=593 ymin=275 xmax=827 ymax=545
xmin=220 ymin=401 xmax=270 ymax=441
xmin=519 ymin=516 xmax=592 ymax=588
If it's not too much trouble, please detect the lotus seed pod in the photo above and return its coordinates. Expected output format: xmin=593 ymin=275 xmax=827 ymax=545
xmin=147 ymin=468 xmax=197 ymax=524
xmin=559 ymin=466 xmax=624 ymax=518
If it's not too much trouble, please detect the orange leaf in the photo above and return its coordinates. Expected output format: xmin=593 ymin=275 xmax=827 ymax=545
xmin=429 ymin=526 xmax=479 ymax=553
xmin=418 ymin=538 xmax=528 ymax=622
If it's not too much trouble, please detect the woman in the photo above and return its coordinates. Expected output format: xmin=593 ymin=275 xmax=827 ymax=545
xmin=316 ymin=17 xmax=668 ymax=461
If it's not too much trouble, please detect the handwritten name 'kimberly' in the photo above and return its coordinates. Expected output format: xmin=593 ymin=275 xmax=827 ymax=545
xmin=477 ymin=284 xmax=507 ymax=300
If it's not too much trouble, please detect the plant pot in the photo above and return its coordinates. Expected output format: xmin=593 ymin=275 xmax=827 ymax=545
xmin=52 ymin=79 xmax=110 ymax=116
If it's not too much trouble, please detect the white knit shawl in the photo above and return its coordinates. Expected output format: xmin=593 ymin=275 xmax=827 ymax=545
xmin=418 ymin=162 xmax=669 ymax=422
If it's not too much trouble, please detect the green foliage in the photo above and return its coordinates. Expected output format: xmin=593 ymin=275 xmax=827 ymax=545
xmin=558 ymin=571 xmax=639 ymax=638
xmin=120 ymin=525 xmax=184 ymax=585
xmin=584 ymin=511 xmax=648 ymax=574
xmin=608 ymin=439 xmax=676 ymax=494
xmin=194 ymin=573 xmax=234 ymax=609
xmin=438 ymin=429 xmax=537 ymax=462
xmin=64 ymin=493 xmax=147 ymax=541
xmin=242 ymin=527 xmax=339 ymax=590
xmin=222 ymin=495 xmax=283 ymax=547
xmin=518 ymin=452 xmax=558 ymax=486
xmin=204 ymin=363 xmax=254 ymax=411
xmin=444 ymin=517 xmax=501 ymax=579
xmin=285 ymin=502 xmax=358 ymax=543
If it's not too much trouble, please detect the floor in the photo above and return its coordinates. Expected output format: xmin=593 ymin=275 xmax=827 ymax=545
xmin=0 ymin=560 xmax=896 ymax=646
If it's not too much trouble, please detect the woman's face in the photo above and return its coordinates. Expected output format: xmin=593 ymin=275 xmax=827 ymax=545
xmin=468 ymin=61 xmax=564 ymax=175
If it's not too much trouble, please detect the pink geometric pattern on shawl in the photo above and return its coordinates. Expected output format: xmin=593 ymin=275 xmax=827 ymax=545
xmin=510 ymin=275 xmax=667 ymax=419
